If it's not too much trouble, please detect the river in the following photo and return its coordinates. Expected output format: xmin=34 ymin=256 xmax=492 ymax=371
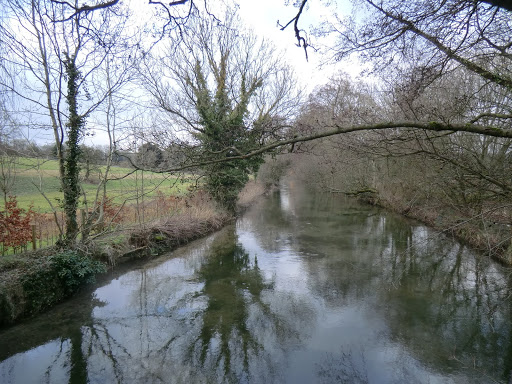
xmin=1 ymin=183 xmax=511 ymax=383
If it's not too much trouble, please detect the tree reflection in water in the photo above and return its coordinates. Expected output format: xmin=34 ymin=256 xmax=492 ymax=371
xmin=2 ymin=186 xmax=512 ymax=383
xmin=74 ymin=226 xmax=312 ymax=383
xmin=316 ymin=346 xmax=369 ymax=384
xmin=251 ymin=186 xmax=512 ymax=383
xmin=191 ymin=227 xmax=277 ymax=380
xmin=294 ymin=200 xmax=512 ymax=383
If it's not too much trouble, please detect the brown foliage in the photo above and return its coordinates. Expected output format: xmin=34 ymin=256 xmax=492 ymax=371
xmin=0 ymin=196 xmax=37 ymax=253
xmin=129 ymin=191 xmax=230 ymax=249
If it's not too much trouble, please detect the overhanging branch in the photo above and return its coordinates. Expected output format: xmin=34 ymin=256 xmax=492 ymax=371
xmin=366 ymin=0 xmax=512 ymax=90
xmin=51 ymin=0 xmax=192 ymax=22
xmin=51 ymin=0 xmax=121 ymax=21
xmin=122 ymin=120 xmax=512 ymax=173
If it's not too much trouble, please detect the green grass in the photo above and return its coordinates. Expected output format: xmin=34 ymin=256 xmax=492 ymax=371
xmin=2 ymin=157 xmax=192 ymax=213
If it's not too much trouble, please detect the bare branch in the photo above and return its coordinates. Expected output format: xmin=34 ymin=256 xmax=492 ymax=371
xmin=279 ymin=0 xmax=310 ymax=60
xmin=51 ymin=0 xmax=121 ymax=22
xmin=365 ymin=0 xmax=512 ymax=90
xmin=470 ymin=112 xmax=512 ymax=124
xmin=120 ymin=120 xmax=512 ymax=174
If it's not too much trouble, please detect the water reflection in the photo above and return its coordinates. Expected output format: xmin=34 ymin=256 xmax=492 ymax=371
xmin=188 ymin=227 xmax=308 ymax=382
xmin=80 ymin=227 xmax=314 ymax=383
xmin=1 ymin=184 xmax=512 ymax=383
xmin=0 ymin=225 xmax=317 ymax=383
xmin=0 ymin=339 xmax=71 ymax=384
xmin=194 ymin=228 xmax=268 ymax=372
xmin=256 ymin=185 xmax=512 ymax=383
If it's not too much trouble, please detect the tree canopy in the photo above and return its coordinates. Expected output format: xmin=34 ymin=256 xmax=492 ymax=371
xmin=140 ymin=10 xmax=301 ymax=210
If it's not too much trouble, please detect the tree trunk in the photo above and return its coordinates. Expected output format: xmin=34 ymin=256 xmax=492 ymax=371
xmin=61 ymin=53 xmax=84 ymax=244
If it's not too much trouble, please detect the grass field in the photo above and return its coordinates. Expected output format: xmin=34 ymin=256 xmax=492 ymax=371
xmin=0 ymin=156 xmax=198 ymax=252
xmin=0 ymin=156 xmax=264 ymax=259
xmin=6 ymin=157 xmax=192 ymax=213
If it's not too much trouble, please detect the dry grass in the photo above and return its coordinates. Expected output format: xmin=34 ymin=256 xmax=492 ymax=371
xmin=128 ymin=191 xmax=231 ymax=250
xmin=237 ymin=179 xmax=267 ymax=211
xmin=121 ymin=181 xmax=267 ymax=256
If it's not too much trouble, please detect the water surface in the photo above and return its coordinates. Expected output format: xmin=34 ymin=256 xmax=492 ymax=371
xmin=1 ymin=184 xmax=511 ymax=383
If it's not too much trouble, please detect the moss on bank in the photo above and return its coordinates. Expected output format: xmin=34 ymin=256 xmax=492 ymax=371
xmin=0 ymin=251 xmax=105 ymax=327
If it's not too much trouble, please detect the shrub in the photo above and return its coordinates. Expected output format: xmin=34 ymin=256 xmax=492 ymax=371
xmin=20 ymin=250 xmax=106 ymax=316
xmin=0 ymin=196 xmax=37 ymax=253
xmin=49 ymin=250 xmax=106 ymax=295
xmin=102 ymin=195 xmax=124 ymax=224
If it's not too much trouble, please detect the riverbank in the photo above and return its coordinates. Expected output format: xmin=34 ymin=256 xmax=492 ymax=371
xmin=0 ymin=180 xmax=267 ymax=328
xmin=356 ymin=190 xmax=512 ymax=265
xmin=1 ymin=180 xmax=509 ymax=383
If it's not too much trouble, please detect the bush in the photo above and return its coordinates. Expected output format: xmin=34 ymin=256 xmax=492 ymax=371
xmin=49 ymin=250 xmax=106 ymax=295
xmin=0 ymin=196 xmax=37 ymax=254
xmin=20 ymin=250 xmax=106 ymax=316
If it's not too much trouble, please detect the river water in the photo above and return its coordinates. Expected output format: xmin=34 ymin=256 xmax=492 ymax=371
xmin=1 ymin=183 xmax=512 ymax=383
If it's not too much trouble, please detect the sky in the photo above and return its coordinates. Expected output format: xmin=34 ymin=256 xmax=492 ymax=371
xmin=237 ymin=0 xmax=335 ymax=90
xmin=236 ymin=0 xmax=360 ymax=90
xmin=32 ymin=0 xmax=356 ymax=147
xmin=78 ymin=0 xmax=352 ymax=147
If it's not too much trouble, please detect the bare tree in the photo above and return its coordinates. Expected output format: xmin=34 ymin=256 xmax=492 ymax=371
xmin=0 ymin=101 xmax=20 ymax=206
xmin=140 ymin=8 xmax=302 ymax=210
xmin=0 ymin=0 xmax=141 ymax=244
xmin=39 ymin=1 xmax=512 ymax=152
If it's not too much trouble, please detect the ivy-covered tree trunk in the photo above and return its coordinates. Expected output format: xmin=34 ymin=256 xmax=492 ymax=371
xmin=192 ymin=60 xmax=263 ymax=212
xmin=151 ymin=13 xmax=298 ymax=213
xmin=61 ymin=53 xmax=85 ymax=244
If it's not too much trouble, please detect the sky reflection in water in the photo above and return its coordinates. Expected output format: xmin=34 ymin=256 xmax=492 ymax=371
xmin=1 ymin=184 xmax=512 ymax=383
